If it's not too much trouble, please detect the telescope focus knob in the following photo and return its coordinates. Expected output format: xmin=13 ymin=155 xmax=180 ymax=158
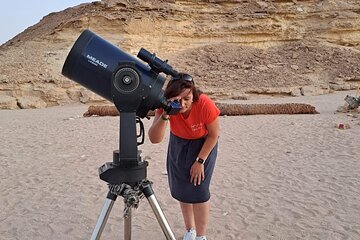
xmin=113 ymin=67 xmax=140 ymax=93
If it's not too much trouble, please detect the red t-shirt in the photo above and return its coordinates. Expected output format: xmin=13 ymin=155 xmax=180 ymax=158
xmin=158 ymin=94 xmax=220 ymax=139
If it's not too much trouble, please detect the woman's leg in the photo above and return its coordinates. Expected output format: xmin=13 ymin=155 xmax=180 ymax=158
xmin=193 ymin=200 xmax=210 ymax=236
xmin=180 ymin=202 xmax=195 ymax=230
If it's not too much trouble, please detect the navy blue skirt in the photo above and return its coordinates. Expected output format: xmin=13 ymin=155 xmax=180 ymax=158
xmin=167 ymin=132 xmax=218 ymax=203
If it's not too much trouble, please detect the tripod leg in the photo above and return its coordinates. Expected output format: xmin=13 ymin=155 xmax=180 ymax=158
xmin=91 ymin=192 xmax=117 ymax=240
xmin=124 ymin=207 xmax=132 ymax=240
xmin=142 ymin=182 xmax=176 ymax=240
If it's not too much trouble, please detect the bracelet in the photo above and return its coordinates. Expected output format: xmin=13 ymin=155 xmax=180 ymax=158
xmin=161 ymin=114 xmax=170 ymax=121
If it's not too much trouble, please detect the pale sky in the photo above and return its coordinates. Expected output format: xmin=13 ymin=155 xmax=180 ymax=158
xmin=0 ymin=0 xmax=100 ymax=44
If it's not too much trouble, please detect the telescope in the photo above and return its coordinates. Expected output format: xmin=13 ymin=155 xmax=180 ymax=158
xmin=62 ymin=29 xmax=180 ymax=118
xmin=61 ymin=29 xmax=178 ymax=240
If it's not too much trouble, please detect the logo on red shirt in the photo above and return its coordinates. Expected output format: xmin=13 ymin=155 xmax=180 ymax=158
xmin=191 ymin=123 xmax=203 ymax=132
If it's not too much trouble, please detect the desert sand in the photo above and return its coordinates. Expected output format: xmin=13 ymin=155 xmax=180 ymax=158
xmin=0 ymin=90 xmax=359 ymax=240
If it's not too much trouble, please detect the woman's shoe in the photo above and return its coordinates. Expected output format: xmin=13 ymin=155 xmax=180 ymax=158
xmin=183 ymin=228 xmax=196 ymax=240
xmin=195 ymin=236 xmax=207 ymax=240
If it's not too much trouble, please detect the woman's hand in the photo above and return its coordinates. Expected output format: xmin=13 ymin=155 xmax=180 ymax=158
xmin=190 ymin=162 xmax=204 ymax=186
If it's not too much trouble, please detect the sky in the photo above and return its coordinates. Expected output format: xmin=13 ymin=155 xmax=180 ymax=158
xmin=0 ymin=0 xmax=99 ymax=44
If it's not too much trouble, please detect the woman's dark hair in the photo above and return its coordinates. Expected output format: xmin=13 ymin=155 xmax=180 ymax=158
xmin=164 ymin=73 xmax=202 ymax=102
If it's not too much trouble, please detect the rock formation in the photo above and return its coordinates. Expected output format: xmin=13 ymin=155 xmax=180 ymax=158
xmin=0 ymin=0 xmax=360 ymax=109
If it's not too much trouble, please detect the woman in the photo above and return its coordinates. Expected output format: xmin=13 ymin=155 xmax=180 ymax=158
xmin=148 ymin=73 xmax=220 ymax=240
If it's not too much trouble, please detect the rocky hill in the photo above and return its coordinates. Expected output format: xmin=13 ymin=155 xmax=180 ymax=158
xmin=1 ymin=0 xmax=360 ymax=109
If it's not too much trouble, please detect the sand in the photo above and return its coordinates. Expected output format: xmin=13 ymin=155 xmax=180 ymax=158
xmin=0 ymin=90 xmax=359 ymax=240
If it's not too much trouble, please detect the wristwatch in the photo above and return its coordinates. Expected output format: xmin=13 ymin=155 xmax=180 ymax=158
xmin=196 ymin=157 xmax=205 ymax=165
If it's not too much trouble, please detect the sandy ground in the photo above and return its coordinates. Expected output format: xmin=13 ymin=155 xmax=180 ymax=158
xmin=0 ymin=90 xmax=360 ymax=240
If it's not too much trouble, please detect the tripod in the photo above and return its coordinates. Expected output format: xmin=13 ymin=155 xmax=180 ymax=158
xmin=90 ymin=112 xmax=176 ymax=240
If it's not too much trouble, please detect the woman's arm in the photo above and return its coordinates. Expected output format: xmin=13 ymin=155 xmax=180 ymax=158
xmin=148 ymin=111 xmax=169 ymax=143
xmin=190 ymin=117 xmax=220 ymax=185
xmin=198 ymin=117 xmax=220 ymax=160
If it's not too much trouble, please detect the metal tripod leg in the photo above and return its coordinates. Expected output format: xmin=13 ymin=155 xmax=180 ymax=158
xmin=124 ymin=207 xmax=132 ymax=240
xmin=142 ymin=182 xmax=176 ymax=240
xmin=91 ymin=192 xmax=117 ymax=240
